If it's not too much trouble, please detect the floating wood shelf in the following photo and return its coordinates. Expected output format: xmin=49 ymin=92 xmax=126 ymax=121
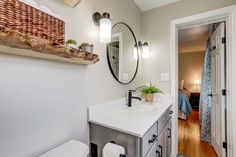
xmin=0 ymin=45 xmax=99 ymax=64
xmin=0 ymin=31 xmax=100 ymax=65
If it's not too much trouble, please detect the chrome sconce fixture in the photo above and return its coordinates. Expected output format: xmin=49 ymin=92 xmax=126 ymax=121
xmin=93 ymin=12 xmax=112 ymax=43
xmin=134 ymin=41 xmax=150 ymax=59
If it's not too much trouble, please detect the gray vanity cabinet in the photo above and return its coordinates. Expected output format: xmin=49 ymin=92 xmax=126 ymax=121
xmin=166 ymin=118 xmax=172 ymax=157
xmin=157 ymin=128 xmax=166 ymax=157
xmin=155 ymin=107 xmax=172 ymax=157
xmin=89 ymin=106 xmax=172 ymax=157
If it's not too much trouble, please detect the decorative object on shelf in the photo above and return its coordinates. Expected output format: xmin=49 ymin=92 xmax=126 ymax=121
xmin=66 ymin=39 xmax=77 ymax=49
xmin=79 ymin=43 xmax=94 ymax=53
xmin=93 ymin=12 xmax=112 ymax=43
xmin=0 ymin=0 xmax=65 ymax=45
xmin=135 ymin=41 xmax=150 ymax=59
xmin=62 ymin=0 xmax=81 ymax=7
xmin=0 ymin=0 xmax=99 ymax=64
xmin=136 ymin=84 xmax=163 ymax=102
xmin=0 ymin=31 xmax=99 ymax=64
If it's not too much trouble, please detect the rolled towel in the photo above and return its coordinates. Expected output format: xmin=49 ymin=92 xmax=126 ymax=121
xmin=103 ymin=143 xmax=125 ymax=157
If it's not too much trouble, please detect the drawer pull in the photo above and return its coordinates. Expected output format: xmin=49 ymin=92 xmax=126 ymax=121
xmin=158 ymin=145 xmax=163 ymax=157
xmin=148 ymin=134 xmax=157 ymax=144
xmin=168 ymin=128 xmax=171 ymax=138
xmin=156 ymin=150 xmax=160 ymax=157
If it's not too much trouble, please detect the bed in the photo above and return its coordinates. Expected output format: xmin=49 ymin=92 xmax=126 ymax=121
xmin=178 ymin=89 xmax=192 ymax=120
xmin=178 ymin=80 xmax=192 ymax=120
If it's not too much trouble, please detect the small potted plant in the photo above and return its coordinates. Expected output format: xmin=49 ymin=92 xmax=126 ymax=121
xmin=136 ymin=85 xmax=163 ymax=102
xmin=66 ymin=39 xmax=77 ymax=49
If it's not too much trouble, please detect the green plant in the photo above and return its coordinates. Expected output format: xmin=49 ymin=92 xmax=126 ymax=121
xmin=66 ymin=39 xmax=77 ymax=45
xmin=136 ymin=85 xmax=163 ymax=95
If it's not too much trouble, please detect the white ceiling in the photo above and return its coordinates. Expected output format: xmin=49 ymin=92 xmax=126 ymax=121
xmin=178 ymin=25 xmax=210 ymax=53
xmin=134 ymin=0 xmax=180 ymax=11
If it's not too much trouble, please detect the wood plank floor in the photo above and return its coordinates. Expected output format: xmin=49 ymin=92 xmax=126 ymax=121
xmin=178 ymin=109 xmax=218 ymax=157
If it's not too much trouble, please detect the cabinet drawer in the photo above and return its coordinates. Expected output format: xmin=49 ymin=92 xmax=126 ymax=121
xmin=158 ymin=107 xmax=172 ymax=136
xmin=141 ymin=122 xmax=158 ymax=157
xmin=145 ymin=141 xmax=157 ymax=157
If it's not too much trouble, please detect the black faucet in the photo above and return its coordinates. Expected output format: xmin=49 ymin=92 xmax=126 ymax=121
xmin=127 ymin=90 xmax=141 ymax=107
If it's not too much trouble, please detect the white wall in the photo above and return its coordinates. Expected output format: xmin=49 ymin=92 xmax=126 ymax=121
xmin=0 ymin=0 xmax=142 ymax=156
xmin=142 ymin=0 xmax=236 ymax=94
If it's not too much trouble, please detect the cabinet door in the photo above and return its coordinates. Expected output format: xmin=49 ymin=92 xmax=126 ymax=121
xmin=157 ymin=128 xmax=166 ymax=157
xmin=166 ymin=118 xmax=172 ymax=157
xmin=145 ymin=141 xmax=158 ymax=157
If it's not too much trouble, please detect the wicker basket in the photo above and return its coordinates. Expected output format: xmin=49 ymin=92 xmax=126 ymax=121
xmin=0 ymin=0 xmax=65 ymax=44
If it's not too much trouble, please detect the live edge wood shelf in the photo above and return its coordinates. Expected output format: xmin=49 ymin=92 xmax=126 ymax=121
xmin=0 ymin=30 xmax=100 ymax=65
xmin=0 ymin=0 xmax=99 ymax=65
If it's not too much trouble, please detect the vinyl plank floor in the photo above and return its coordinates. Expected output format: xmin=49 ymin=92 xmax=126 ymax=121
xmin=178 ymin=109 xmax=217 ymax=157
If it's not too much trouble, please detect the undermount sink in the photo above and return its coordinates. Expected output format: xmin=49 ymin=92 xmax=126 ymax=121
xmin=123 ymin=102 xmax=163 ymax=116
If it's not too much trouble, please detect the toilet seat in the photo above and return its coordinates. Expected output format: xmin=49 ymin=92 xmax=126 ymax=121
xmin=38 ymin=140 xmax=89 ymax=157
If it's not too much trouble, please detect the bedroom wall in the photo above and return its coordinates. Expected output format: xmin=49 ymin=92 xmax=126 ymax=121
xmin=0 ymin=0 xmax=142 ymax=157
xmin=179 ymin=51 xmax=205 ymax=93
xmin=141 ymin=0 xmax=236 ymax=94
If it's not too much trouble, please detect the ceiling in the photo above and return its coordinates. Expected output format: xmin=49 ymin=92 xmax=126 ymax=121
xmin=178 ymin=25 xmax=210 ymax=53
xmin=134 ymin=0 xmax=180 ymax=11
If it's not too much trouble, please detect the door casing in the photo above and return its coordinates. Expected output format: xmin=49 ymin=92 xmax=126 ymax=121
xmin=170 ymin=5 xmax=236 ymax=157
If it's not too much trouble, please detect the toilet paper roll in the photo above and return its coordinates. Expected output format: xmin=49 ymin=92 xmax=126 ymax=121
xmin=103 ymin=143 xmax=125 ymax=157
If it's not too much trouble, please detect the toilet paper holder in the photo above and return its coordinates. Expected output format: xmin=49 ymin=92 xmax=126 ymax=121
xmin=110 ymin=141 xmax=127 ymax=157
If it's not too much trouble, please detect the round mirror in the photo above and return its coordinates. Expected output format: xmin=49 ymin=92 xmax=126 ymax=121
xmin=107 ymin=22 xmax=139 ymax=84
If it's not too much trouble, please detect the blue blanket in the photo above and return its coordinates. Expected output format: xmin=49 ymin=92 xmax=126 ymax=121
xmin=178 ymin=90 xmax=192 ymax=116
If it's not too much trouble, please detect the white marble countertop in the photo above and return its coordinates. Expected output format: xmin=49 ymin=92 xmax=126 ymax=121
xmin=88 ymin=94 xmax=172 ymax=137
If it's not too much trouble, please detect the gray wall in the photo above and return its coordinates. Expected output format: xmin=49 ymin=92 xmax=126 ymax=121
xmin=0 ymin=0 xmax=142 ymax=156
xmin=141 ymin=0 xmax=236 ymax=94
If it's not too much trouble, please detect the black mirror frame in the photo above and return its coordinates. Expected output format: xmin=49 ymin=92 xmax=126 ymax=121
xmin=106 ymin=22 xmax=139 ymax=85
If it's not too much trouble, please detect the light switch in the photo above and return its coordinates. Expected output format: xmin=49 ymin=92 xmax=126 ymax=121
xmin=161 ymin=73 xmax=169 ymax=82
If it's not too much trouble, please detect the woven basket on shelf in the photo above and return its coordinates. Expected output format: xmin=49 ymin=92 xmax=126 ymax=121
xmin=0 ymin=0 xmax=65 ymax=45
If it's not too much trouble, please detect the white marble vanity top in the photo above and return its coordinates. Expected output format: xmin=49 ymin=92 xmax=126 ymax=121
xmin=88 ymin=94 xmax=173 ymax=137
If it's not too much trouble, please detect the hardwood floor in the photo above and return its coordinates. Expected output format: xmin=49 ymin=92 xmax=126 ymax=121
xmin=178 ymin=109 xmax=217 ymax=157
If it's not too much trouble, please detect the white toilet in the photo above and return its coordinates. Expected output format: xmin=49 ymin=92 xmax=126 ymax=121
xmin=38 ymin=140 xmax=89 ymax=157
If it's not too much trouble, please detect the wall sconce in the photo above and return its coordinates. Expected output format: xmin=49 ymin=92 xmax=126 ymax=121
xmin=93 ymin=12 xmax=112 ymax=43
xmin=136 ymin=41 xmax=150 ymax=59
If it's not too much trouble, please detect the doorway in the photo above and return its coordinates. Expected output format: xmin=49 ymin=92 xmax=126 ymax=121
xmin=177 ymin=22 xmax=226 ymax=157
xmin=170 ymin=5 xmax=236 ymax=157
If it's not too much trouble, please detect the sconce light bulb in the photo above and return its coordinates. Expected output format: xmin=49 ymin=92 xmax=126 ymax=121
xmin=99 ymin=18 xmax=112 ymax=43
xmin=142 ymin=42 xmax=150 ymax=59
xmin=133 ymin=45 xmax=138 ymax=60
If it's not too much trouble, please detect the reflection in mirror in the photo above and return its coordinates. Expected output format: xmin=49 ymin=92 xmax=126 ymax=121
xmin=107 ymin=22 xmax=139 ymax=84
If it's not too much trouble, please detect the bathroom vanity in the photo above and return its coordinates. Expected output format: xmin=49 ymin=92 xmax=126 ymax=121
xmin=88 ymin=95 xmax=173 ymax=157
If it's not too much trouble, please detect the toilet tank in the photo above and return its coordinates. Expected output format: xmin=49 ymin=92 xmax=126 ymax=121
xmin=38 ymin=140 xmax=89 ymax=157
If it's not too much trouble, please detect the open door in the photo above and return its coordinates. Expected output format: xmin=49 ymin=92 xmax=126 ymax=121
xmin=210 ymin=22 xmax=226 ymax=157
